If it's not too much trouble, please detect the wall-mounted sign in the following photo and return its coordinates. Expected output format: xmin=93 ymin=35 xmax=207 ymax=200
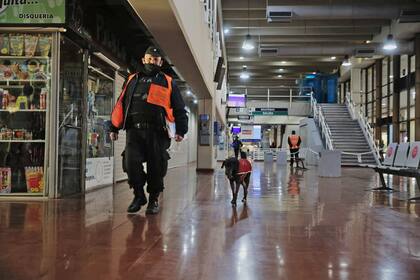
xmin=0 ymin=0 xmax=66 ymax=25
xmin=252 ymin=108 xmax=288 ymax=116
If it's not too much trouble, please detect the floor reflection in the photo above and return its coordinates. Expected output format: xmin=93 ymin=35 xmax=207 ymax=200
xmin=0 ymin=163 xmax=420 ymax=279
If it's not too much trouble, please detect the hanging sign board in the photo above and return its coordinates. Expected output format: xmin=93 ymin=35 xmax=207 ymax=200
xmin=0 ymin=0 xmax=66 ymax=24
xmin=252 ymin=108 xmax=288 ymax=116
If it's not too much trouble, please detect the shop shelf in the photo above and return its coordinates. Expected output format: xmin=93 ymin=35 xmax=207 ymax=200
xmin=0 ymin=140 xmax=45 ymax=143
xmin=0 ymin=56 xmax=50 ymax=60
xmin=0 ymin=192 xmax=44 ymax=197
xmin=0 ymin=109 xmax=47 ymax=112
xmin=0 ymin=79 xmax=50 ymax=83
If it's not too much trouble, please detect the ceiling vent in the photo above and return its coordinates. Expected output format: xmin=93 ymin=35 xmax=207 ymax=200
xmin=260 ymin=48 xmax=278 ymax=57
xmin=399 ymin=10 xmax=420 ymax=23
xmin=354 ymin=48 xmax=376 ymax=58
xmin=266 ymin=7 xmax=293 ymax=23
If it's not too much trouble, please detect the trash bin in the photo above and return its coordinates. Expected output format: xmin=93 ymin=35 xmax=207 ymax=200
xmin=264 ymin=151 xmax=273 ymax=163
xmin=318 ymin=150 xmax=341 ymax=177
xmin=277 ymin=150 xmax=287 ymax=165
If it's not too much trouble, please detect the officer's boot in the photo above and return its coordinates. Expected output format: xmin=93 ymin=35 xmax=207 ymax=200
xmin=146 ymin=192 xmax=160 ymax=215
xmin=127 ymin=186 xmax=147 ymax=213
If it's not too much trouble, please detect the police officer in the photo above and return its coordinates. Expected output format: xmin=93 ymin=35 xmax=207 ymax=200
xmin=109 ymin=46 xmax=188 ymax=214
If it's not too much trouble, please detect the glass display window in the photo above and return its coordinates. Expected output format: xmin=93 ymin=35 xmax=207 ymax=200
xmin=0 ymin=32 xmax=52 ymax=195
xmin=85 ymin=63 xmax=115 ymax=191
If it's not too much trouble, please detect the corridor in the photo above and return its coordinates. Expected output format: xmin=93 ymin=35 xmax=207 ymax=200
xmin=1 ymin=163 xmax=420 ymax=280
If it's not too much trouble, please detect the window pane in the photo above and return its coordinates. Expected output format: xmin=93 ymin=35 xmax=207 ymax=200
xmin=389 ymin=94 xmax=393 ymax=116
xmin=368 ymin=68 xmax=373 ymax=92
xmin=410 ymin=87 xmax=416 ymax=107
xmin=410 ymin=120 xmax=416 ymax=142
xmin=400 ymin=90 xmax=408 ymax=108
xmin=410 ymin=106 xmax=415 ymax=121
xmin=400 ymin=108 xmax=408 ymax=122
xmin=411 ymin=55 xmax=416 ymax=73
xmin=382 ymin=84 xmax=388 ymax=96
xmin=382 ymin=97 xmax=388 ymax=118
xmin=382 ymin=58 xmax=388 ymax=86
xmin=400 ymin=122 xmax=408 ymax=143
xmin=390 ymin=57 xmax=394 ymax=82
xmin=401 ymin=54 xmax=408 ymax=78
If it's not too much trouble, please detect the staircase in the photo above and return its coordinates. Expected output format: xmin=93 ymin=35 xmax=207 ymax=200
xmin=319 ymin=104 xmax=376 ymax=166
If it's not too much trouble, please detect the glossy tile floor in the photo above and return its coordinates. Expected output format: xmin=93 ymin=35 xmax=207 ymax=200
xmin=1 ymin=163 xmax=420 ymax=280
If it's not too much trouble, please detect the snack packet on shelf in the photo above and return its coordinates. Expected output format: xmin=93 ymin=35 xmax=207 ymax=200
xmin=24 ymin=34 xmax=38 ymax=57
xmin=0 ymin=34 xmax=9 ymax=55
xmin=0 ymin=168 xmax=11 ymax=193
xmin=9 ymin=34 xmax=24 ymax=56
xmin=25 ymin=166 xmax=44 ymax=193
xmin=37 ymin=36 xmax=51 ymax=57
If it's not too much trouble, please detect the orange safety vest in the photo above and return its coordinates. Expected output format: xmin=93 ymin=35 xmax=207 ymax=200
xmin=289 ymin=135 xmax=300 ymax=149
xmin=111 ymin=73 xmax=175 ymax=129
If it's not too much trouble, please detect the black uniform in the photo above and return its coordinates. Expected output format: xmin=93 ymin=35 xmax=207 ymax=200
xmin=110 ymin=70 xmax=188 ymax=195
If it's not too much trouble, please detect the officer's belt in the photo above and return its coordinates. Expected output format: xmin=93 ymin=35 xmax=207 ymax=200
xmin=131 ymin=122 xmax=161 ymax=130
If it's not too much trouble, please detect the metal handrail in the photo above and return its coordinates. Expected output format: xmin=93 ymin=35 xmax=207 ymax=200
xmin=311 ymin=95 xmax=333 ymax=150
xmin=345 ymin=93 xmax=381 ymax=164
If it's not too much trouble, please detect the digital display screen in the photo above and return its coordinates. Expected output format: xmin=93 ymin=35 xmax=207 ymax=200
xmin=231 ymin=126 xmax=241 ymax=134
xmin=227 ymin=94 xmax=246 ymax=108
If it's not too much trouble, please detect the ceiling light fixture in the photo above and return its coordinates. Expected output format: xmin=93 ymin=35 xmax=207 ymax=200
xmin=342 ymin=55 xmax=352 ymax=66
xmin=186 ymin=90 xmax=192 ymax=96
xmin=193 ymin=99 xmax=198 ymax=104
xmin=224 ymin=28 xmax=230 ymax=34
xmin=366 ymin=40 xmax=371 ymax=44
xmin=277 ymin=74 xmax=282 ymax=78
xmin=240 ymin=66 xmax=250 ymax=79
xmin=383 ymin=34 xmax=397 ymax=51
xmin=242 ymin=0 xmax=254 ymax=50
xmin=330 ymin=56 xmax=336 ymax=60
xmin=279 ymin=68 xmax=284 ymax=71
xmin=281 ymin=61 xmax=287 ymax=64
xmin=239 ymin=56 xmax=244 ymax=60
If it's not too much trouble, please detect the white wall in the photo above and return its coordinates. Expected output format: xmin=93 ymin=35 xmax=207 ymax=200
xmin=168 ymin=107 xmax=198 ymax=168
xmin=113 ymin=73 xmax=127 ymax=182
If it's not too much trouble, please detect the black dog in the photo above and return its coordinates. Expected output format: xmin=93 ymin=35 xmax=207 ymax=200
xmin=221 ymin=152 xmax=251 ymax=206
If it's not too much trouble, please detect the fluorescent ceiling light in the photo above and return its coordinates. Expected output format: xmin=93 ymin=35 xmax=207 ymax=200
xmin=239 ymin=56 xmax=244 ymax=60
xmin=383 ymin=34 xmax=397 ymax=51
xmin=330 ymin=56 xmax=336 ymax=60
xmin=240 ymin=72 xmax=250 ymax=79
xmin=242 ymin=34 xmax=254 ymax=50
xmin=240 ymin=66 xmax=249 ymax=79
xmin=342 ymin=55 xmax=351 ymax=66
xmin=186 ymin=90 xmax=192 ymax=96
xmin=281 ymin=61 xmax=287 ymax=64
xmin=277 ymin=74 xmax=282 ymax=77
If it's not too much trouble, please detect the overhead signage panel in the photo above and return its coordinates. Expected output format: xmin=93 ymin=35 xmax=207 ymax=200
xmin=0 ymin=0 xmax=66 ymax=24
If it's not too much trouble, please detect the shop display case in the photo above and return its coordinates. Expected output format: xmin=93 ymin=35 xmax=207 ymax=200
xmin=85 ymin=66 xmax=114 ymax=190
xmin=0 ymin=32 xmax=52 ymax=195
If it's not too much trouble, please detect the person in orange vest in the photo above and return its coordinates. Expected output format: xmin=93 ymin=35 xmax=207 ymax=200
xmin=288 ymin=130 xmax=302 ymax=167
xmin=109 ymin=46 xmax=188 ymax=214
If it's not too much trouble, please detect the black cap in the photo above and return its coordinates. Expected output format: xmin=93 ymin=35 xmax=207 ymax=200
xmin=145 ymin=46 xmax=162 ymax=57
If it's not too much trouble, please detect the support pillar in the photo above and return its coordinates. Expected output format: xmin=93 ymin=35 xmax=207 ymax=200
xmin=375 ymin=59 xmax=382 ymax=141
xmin=197 ymin=98 xmax=216 ymax=172
xmin=392 ymin=55 xmax=401 ymax=142
xmin=350 ymin=68 xmax=362 ymax=111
